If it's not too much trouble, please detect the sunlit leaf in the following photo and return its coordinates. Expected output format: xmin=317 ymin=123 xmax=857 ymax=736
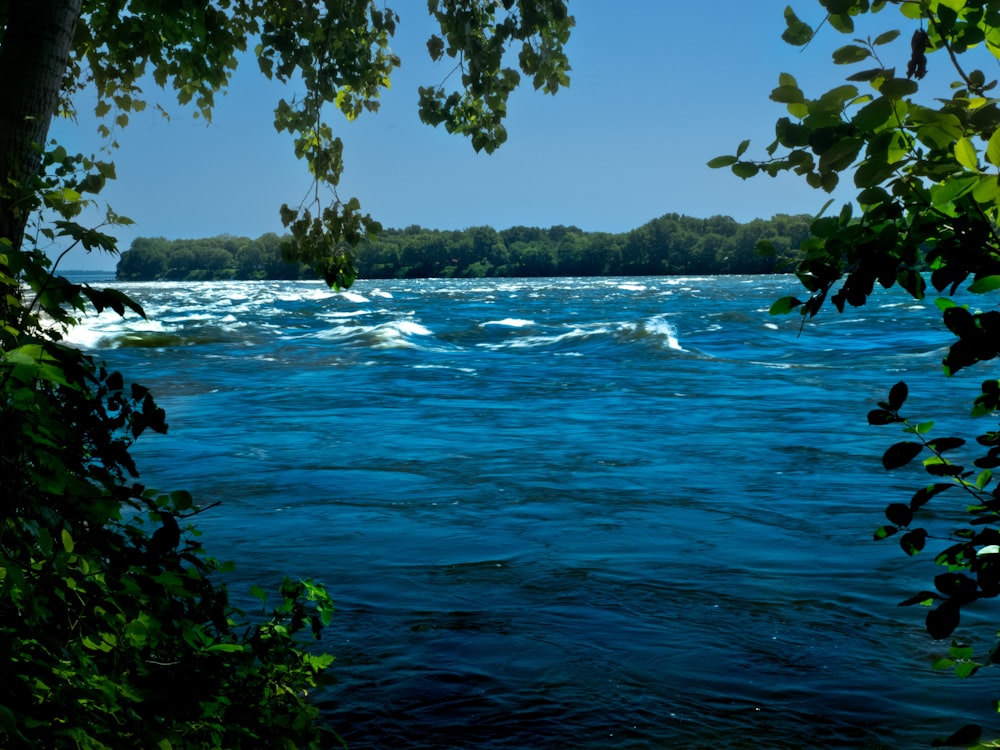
xmin=769 ymin=296 xmax=802 ymax=315
xmin=968 ymin=275 xmax=1000 ymax=293
xmin=955 ymin=137 xmax=979 ymax=171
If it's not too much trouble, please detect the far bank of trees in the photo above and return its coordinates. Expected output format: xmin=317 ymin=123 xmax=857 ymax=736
xmin=115 ymin=212 xmax=811 ymax=281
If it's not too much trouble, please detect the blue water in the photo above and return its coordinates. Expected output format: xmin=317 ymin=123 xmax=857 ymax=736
xmin=69 ymin=275 xmax=996 ymax=748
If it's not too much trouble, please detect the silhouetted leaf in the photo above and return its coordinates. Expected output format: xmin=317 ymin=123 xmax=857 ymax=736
xmin=874 ymin=524 xmax=898 ymax=540
xmin=928 ymin=437 xmax=966 ymax=453
xmin=886 ymin=503 xmax=913 ymax=527
xmin=911 ymin=483 xmax=953 ymax=510
xmin=900 ymin=529 xmax=927 ymax=555
xmin=924 ymin=462 xmax=964 ymax=477
xmin=832 ymin=44 xmax=871 ymax=65
xmin=935 ymin=573 xmax=978 ymax=598
xmin=867 ymin=408 xmax=899 ymax=425
xmin=781 ymin=6 xmax=814 ymax=46
xmin=707 ymin=155 xmax=737 ymax=169
xmin=882 ymin=441 xmax=923 ymax=470
xmin=926 ymin=600 xmax=961 ymax=639
xmin=931 ymin=723 xmax=982 ymax=747
xmin=888 ymin=381 xmax=908 ymax=410
xmin=899 ymin=591 xmax=939 ymax=606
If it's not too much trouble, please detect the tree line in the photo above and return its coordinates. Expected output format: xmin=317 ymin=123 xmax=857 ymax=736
xmin=115 ymin=212 xmax=811 ymax=281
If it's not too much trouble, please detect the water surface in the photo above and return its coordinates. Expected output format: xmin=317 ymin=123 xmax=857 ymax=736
xmin=69 ymin=275 xmax=993 ymax=748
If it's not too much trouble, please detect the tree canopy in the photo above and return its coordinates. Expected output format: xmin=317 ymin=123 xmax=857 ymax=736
xmin=113 ymin=213 xmax=812 ymax=281
xmin=0 ymin=1 xmax=575 ymax=746
xmin=713 ymin=0 xmax=1000 ymax=744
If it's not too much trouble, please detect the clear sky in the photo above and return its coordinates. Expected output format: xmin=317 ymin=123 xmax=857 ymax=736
xmin=50 ymin=1 xmax=913 ymax=270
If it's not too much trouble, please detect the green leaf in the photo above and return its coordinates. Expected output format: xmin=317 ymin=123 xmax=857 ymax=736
xmin=770 ymin=85 xmax=805 ymax=104
xmin=852 ymin=96 xmax=894 ymax=131
xmin=977 ymin=469 xmax=993 ymax=490
xmin=206 ymin=643 xmax=245 ymax=653
xmin=930 ymin=176 xmax=978 ymax=207
xmin=769 ymin=296 xmax=802 ymax=315
xmin=968 ymin=275 xmax=1000 ymax=293
xmin=872 ymin=30 xmax=901 ymax=46
xmin=988 ymin=129 xmax=1000 ymax=167
xmin=707 ymin=155 xmax=738 ymax=169
xmin=832 ymin=44 xmax=871 ymax=64
xmin=973 ymin=175 xmax=1000 ymax=205
xmin=819 ymin=137 xmax=864 ymax=172
xmin=879 ymin=77 xmax=919 ymax=98
xmin=731 ymin=162 xmax=759 ymax=179
xmin=828 ymin=13 xmax=854 ymax=33
xmin=955 ymin=137 xmax=979 ymax=171
xmin=170 ymin=489 xmax=194 ymax=511
xmin=782 ymin=6 xmax=814 ymax=46
xmin=736 ymin=139 xmax=750 ymax=158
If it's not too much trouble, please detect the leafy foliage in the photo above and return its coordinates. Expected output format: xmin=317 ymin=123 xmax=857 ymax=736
xmin=712 ymin=0 xmax=1000 ymax=743
xmin=1 ymin=150 xmax=337 ymax=748
xmin=1 ymin=1 xmax=579 ymax=747
xmin=52 ymin=0 xmax=576 ymax=285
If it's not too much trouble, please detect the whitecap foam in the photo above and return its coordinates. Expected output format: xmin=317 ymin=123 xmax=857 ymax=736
xmin=481 ymin=318 xmax=535 ymax=328
xmin=642 ymin=315 xmax=682 ymax=350
xmin=339 ymin=291 xmax=369 ymax=303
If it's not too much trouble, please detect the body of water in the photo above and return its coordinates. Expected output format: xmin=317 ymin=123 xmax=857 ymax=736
xmin=66 ymin=275 xmax=997 ymax=748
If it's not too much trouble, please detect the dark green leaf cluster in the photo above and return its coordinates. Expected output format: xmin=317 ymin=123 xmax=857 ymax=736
xmin=869 ymin=382 xmax=1000 ymax=650
xmin=2 ymin=151 xmax=337 ymax=748
xmin=420 ymin=0 xmax=573 ymax=153
xmin=115 ymin=213 xmax=812 ymax=281
xmin=727 ymin=2 xmax=1000 ymax=742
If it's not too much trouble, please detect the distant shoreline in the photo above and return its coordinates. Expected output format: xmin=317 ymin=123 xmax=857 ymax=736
xmin=110 ymin=213 xmax=812 ymax=282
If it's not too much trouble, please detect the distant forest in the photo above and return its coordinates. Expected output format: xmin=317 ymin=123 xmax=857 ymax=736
xmin=115 ymin=213 xmax=811 ymax=281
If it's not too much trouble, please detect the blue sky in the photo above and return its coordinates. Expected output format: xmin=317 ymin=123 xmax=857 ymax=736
xmin=51 ymin=1 xmax=912 ymax=270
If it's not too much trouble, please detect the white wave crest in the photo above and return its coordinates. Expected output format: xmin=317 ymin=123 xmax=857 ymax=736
xmin=481 ymin=318 xmax=535 ymax=328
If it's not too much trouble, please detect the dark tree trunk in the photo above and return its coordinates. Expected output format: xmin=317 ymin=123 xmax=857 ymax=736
xmin=0 ymin=0 xmax=83 ymax=250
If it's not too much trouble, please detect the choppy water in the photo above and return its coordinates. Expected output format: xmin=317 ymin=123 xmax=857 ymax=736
xmin=66 ymin=275 xmax=998 ymax=748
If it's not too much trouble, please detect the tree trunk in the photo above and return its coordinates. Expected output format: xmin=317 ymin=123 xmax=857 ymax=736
xmin=0 ymin=0 xmax=83 ymax=251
